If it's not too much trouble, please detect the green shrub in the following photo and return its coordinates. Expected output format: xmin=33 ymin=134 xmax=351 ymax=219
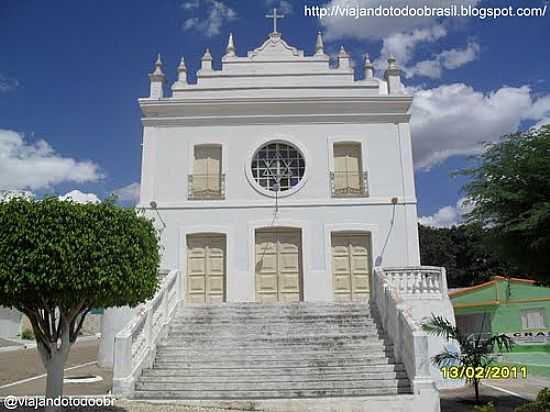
xmin=537 ymin=388 xmax=550 ymax=403
xmin=515 ymin=388 xmax=550 ymax=412
xmin=474 ymin=402 xmax=495 ymax=412
xmin=21 ymin=328 xmax=34 ymax=340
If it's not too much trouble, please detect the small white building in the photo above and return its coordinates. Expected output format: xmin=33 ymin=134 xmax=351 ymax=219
xmin=137 ymin=30 xmax=420 ymax=305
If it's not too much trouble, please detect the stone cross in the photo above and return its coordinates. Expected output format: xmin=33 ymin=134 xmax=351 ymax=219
xmin=265 ymin=8 xmax=284 ymax=33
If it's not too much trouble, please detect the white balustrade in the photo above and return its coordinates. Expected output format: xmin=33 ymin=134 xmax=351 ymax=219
xmin=112 ymin=269 xmax=182 ymax=397
xmin=381 ymin=266 xmax=447 ymax=299
xmin=373 ymin=266 xmax=440 ymax=395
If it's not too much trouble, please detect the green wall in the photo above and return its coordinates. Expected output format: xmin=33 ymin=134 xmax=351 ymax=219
xmin=452 ymin=278 xmax=550 ymax=352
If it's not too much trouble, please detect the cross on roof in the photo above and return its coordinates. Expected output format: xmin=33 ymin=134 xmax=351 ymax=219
xmin=265 ymin=8 xmax=284 ymax=34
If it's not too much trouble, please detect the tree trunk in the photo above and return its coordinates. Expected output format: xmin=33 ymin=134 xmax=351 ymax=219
xmin=474 ymin=379 xmax=480 ymax=403
xmin=37 ymin=329 xmax=71 ymax=412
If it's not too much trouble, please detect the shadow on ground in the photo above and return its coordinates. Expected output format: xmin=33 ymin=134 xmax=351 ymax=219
xmin=441 ymin=387 xmax=528 ymax=412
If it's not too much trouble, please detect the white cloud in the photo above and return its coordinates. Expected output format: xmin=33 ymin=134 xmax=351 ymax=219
xmin=375 ymin=25 xmax=447 ymax=70
xmin=372 ymin=26 xmax=479 ymax=79
xmin=0 ymin=129 xmax=103 ymax=190
xmin=265 ymin=0 xmax=294 ymax=15
xmin=59 ymin=190 xmax=100 ymax=204
xmin=320 ymin=0 xmax=479 ymax=40
xmin=419 ymin=197 xmax=473 ymax=228
xmin=0 ymin=74 xmax=19 ymax=92
xmin=409 ymin=84 xmax=550 ymax=170
xmin=113 ymin=182 xmax=140 ymax=205
xmin=406 ymin=41 xmax=480 ymax=79
xmin=181 ymin=0 xmax=237 ymax=38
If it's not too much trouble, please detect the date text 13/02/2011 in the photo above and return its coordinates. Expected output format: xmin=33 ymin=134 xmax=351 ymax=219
xmin=441 ymin=366 xmax=527 ymax=380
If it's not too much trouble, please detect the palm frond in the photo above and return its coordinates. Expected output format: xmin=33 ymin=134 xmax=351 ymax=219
xmin=422 ymin=314 xmax=459 ymax=341
xmin=432 ymin=348 xmax=462 ymax=367
xmin=483 ymin=333 xmax=513 ymax=353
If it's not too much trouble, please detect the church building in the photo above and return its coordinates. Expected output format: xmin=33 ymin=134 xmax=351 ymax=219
xmin=108 ymin=15 xmax=455 ymax=411
xmin=138 ymin=25 xmax=420 ymax=305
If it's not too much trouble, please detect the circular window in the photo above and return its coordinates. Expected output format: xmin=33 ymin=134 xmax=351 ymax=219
xmin=251 ymin=142 xmax=305 ymax=192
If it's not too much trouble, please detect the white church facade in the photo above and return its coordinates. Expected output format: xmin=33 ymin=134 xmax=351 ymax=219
xmin=107 ymin=21 xmax=457 ymax=411
xmin=138 ymin=30 xmax=421 ymax=305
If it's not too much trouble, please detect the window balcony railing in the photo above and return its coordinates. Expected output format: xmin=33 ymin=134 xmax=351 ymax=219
xmin=330 ymin=171 xmax=369 ymax=198
xmin=188 ymin=174 xmax=225 ymax=200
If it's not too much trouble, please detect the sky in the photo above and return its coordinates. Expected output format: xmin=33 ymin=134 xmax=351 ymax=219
xmin=1 ymin=0 xmax=549 ymax=226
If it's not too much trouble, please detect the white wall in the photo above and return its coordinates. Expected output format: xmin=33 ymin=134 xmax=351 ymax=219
xmin=142 ymin=122 xmax=413 ymax=204
xmin=138 ymin=120 xmax=420 ymax=303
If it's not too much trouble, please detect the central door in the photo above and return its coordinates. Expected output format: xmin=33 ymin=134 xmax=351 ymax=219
xmin=186 ymin=234 xmax=226 ymax=304
xmin=255 ymin=228 xmax=303 ymax=303
xmin=331 ymin=232 xmax=371 ymax=302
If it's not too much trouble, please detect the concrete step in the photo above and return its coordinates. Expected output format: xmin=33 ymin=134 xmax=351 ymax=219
xmin=173 ymin=314 xmax=374 ymax=322
xmin=156 ymin=343 xmax=391 ymax=355
xmin=154 ymin=351 xmax=393 ymax=363
xmin=133 ymin=386 xmax=411 ymax=400
xmin=165 ymin=330 xmax=384 ymax=340
xmin=141 ymin=364 xmax=406 ymax=378
xmin=135 ymin=302 xmax=406 ymax=402
xmin=153 ymin=356 xmax=396 ymax=368
xmin=135 ymin=377 xmax=410 ymax=391
xmin=137 ymin=371 xmax=409 ymax=384
xmin=162 ymin=334 xmax=387 ymax=346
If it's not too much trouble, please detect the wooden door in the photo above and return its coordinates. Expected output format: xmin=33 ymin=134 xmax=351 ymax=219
xmin=187 ymin=234 xmax=226 ymax=303
xmin=331 ymin=233 xmax=371 ymax=302
xmin=255 ymin=228 xmax=302 ymax=303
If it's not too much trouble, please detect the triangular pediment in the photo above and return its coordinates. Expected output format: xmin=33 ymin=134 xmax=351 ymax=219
xmin=247 ymin=33 xmax=304 ymax=60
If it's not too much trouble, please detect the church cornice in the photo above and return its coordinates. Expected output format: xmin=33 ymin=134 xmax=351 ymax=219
xmin=139 ymin=96 xmax=412 ymax=126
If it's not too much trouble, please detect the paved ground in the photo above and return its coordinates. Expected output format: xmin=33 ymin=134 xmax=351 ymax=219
xmin=441 ymin=384 xmax=526 ymax=411
xmin=2 ymin=338 xmax=549 ymax=411
xmin=0 ymin=338 xmax=23 ymax=349
xmin=0 ymin=338 xmax=103 ymax=390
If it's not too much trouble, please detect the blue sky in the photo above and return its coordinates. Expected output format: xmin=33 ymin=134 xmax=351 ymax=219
xmin=1 ymin=0 xmax=549 ymax=225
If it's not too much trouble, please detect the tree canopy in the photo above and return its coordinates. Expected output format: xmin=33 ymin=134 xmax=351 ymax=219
xmin=418 ymin=223 xmax=518 ymax=288
xmin=460 ymin=125 xmax=550 ymax=279
xmin=0 ymin=197 xmax=160 ymax=404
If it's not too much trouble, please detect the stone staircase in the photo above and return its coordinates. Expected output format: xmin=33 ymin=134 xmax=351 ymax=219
xmin=133 ymin=302 xmax=411 ymax=401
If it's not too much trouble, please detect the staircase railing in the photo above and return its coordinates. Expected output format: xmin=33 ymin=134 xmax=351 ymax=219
xmin=112 ymin=269 xmax=181 ymax=397
xmin=373 ymin=266 xmax=439 ymax=395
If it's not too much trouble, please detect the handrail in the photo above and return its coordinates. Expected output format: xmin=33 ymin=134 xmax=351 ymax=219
xmin=112 ymin=269 xmax=182 ymax=397
xmin=380 ymin=266 xmax=448 ymax=299
xmin=373 ymin=267 xmax=437 ymax=394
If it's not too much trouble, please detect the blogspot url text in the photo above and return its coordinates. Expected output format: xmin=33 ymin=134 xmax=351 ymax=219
xmin=305 ymin=4 xmax=548 ymax=20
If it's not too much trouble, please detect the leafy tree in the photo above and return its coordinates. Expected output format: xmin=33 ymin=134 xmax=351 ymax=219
xmin=419 ymin=223 xmax=518 ymax=287
xmin=423 ymin=315 xmax=513 ymax=403
xmin=460 ymin=125 xmax=550 ymax=280
xmin=515 ymin=388 xmax=550 ymax=411
xmin=0 ymin=197 xmax=160 ymax=409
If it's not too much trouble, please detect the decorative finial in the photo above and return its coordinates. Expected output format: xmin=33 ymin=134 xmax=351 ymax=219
xmin=387 ymin=55 xmax=398 ymax=68
xmin=338 ymin=45 xmax=352 ymax=70
xmin=338 ymin=45 xmax=349 ymax=57
xmin=364 ymin=53 xmax=374 ymax=80
xmin=384 ymin=55 xmax=402 ymax=95
xmin=177 ymin=57 xmax=187 ymax=83
xmin=226 ymin=33 xmax=236 ymax=56
xmin=202 ymin=48 xmax=213 ymax=60
xmin=201 ymin=48 xmax=213 ymax=71
xmin=150 ymin=53 xmax=164 ymax=78
xmin=265 ymin=8 xmax=285 ymax=34
xmin=148 ymin=53 xmax=165 ymax=99
xmin=315 ymin=32 xmax=324 ymax=55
